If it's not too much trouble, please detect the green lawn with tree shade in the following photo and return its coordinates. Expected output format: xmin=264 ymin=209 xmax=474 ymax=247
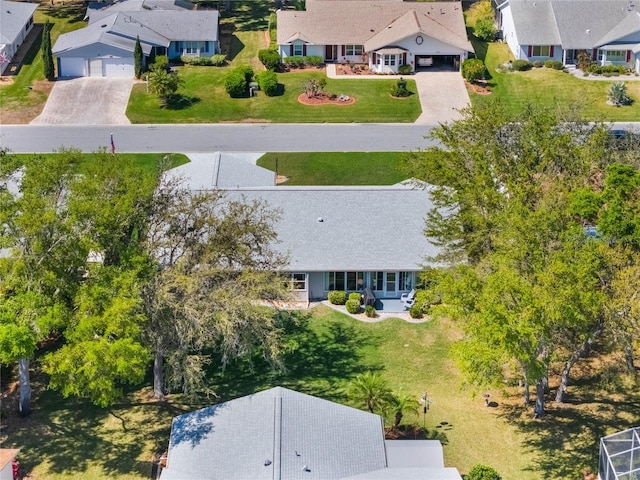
xmin=3 ymin=305 xmax=638 ymax=480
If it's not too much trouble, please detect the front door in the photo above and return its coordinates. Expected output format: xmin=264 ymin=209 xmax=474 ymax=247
xmin=384 ymin=272 xmax=397 ymax=297
xmin=325 ymin=45 xmax=336 ymax=61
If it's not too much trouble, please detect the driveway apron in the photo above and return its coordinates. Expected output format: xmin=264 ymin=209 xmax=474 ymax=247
xmin=413 ymin=71 xmax=470 ymax=125
xmin=31 ymin=77 xmax=133 ymax=125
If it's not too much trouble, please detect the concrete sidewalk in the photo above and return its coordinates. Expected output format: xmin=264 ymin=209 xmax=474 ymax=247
xmin=325 ymin=64 xmax=469 ymax=125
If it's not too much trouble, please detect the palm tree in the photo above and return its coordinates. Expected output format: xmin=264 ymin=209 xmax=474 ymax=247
xmin=347 ymin=371 xmax=392 ymax=413
xmin=388 ymin=393 xmax=420 ymax=428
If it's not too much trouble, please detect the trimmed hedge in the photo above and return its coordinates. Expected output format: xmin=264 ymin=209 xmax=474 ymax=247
xmin=348 ymin=292 xmax=362 ymax=302
xmin=225 ymin=69 xmax=248 ymax=98
xmin=589 ymin=64 xmax=628 ymax=75
xmin=462 ymin=58 xmax=486 ymax=83
xmin=328 ymin=291 xmax=347 ymax=305
xmin=345 ymin=299 xmax=361 ymax=314
xmin=544 ymin=60 xmax=564 ymax=70
xmin=398 ymin=64 xmax=412 ymax=75
xmin=511 ymin=59 xmax=532 ymax=71
xmin=181 ymin=54 xmax=226 ymax=66
xmin=259 ymin=49 xmax=281 ymax=71
xmin=284 ymin=55 xmax=324 ymax=68
xmin=257 ymin=70 xmax=279 ymax=96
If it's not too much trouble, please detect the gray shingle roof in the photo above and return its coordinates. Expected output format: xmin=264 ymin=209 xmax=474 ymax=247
xmin=166 ymin=155 xmax=441 ymax=272
xmin=0 ymin=0 xmax=37 ymax=45
xmin=342 ymin=467 xmax=463 ymax=480
xmin=53 ymin=0 xmax=218 ymax=55
xmin=595 ymin=10 xmax=640 ymax=47
xmin=277 ymin=0 xmax=471 ymax=53
xmin=505 ymin=0 xmax=640 ymax=49
xmin=161 ymin=387 xmax=387 ymax=480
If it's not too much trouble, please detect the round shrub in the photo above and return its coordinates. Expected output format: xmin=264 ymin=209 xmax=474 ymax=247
xmin=259 ymin=49 xmax=281 ymax=70
xmin=257 ymin=70 xmax=279 ymax=96
xmin=409 ymin=306 xmax=423 ymax=319
xmin=365 ymin=304 xmax=377 ymax=318
xmin=466 ymin=464 xmax=502 ymax=480
xmin=511 ymin=59 xmax=532 ymax=71
xmin=461 ymin=58 xmax=486 ymax=83
xmin=544 ymin=60 xmax=563 ymax=70
xmin=328 ymin=290 xmax=347 ymax=305
xmin=398 ymin=64 xmax=412 ymax=75
xmin=532 ymin=60 xmax=543 ymax=68
xmin=210 ymin=54 xmax=227 ymax=66
xmin=237 ymin=65 xmax=254 ymax=84
xmin=345 ymin=299 xmax=361 ymax=314
xmin=348 ymin=292 xmax=362 ymax=302
xmin=225 ymin=69 xmax=247 ymax=98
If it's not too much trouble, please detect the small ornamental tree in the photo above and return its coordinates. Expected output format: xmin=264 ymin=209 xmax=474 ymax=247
xmin=148 ymin=68 xmax=184 ymax=105
xmin=461 ymin=58 xmax=486 ymax=83
xmin=134 ymin=36 xmax=143 ymax=79
xmin=42 ymin=20 xmax=55 ymax=81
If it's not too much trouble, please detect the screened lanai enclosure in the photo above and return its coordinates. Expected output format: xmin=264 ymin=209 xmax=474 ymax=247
xmin=599 ymin=427 xmax=640 ymax=480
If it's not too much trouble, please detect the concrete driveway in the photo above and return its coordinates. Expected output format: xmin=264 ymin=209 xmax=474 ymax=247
xmin=31 ymin=77 xmax=133 ymax=125
xmin=413 ymin=71 xmax=470 ymax=125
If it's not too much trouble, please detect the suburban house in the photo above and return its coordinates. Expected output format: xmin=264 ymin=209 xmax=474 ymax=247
xmin=159 ymin=386 xmax=463 ymax=480
xmin=165 ymin=153 xmax=441 ymax=306
xmin=52 ymin=0 xmax=219 ymax=78
xmin=0 ymin=0 xmax=37 ymax=71
xmin=276 ymin=0 xmax=473 ymax=74
xmin=497 ymin=0 xmax=640 ymax=73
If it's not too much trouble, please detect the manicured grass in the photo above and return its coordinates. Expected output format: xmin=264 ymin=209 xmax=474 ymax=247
xmin=126 ymin=67 xmax=421 ymax=123
xmin=13 ymin=153 xmax=189 ymax=176
xmin=4 ymin=306 xmax=637 ymax=479
xmin=257 ymin=152 xmax=409 ymax=185
xmin=468 ymin=40 xmax=640 ymax=121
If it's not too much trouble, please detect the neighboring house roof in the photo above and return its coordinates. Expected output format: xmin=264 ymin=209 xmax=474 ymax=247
xmin=160 ymin=387 xmax=462 ymax=480
xmin=166 ymin=154 xmax=441 ymax=272
xmin=53 ymin=0 xmax=218 ymax=56
xmin=160 ymin=387 xmax=387 ymax=480
xmin=502 ymin=0 xmax=640 ymax=49
xmin=277 ymin=0 xmax=472 ymax=53
xmin=595 ymin=10 xmax=640 ymax=47
xmin=0 ymin=0 xmax=37 ymax=45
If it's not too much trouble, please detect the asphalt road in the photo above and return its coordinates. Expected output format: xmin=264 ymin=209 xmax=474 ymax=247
xmin=0 ymin=124 xmax=438 ymax=154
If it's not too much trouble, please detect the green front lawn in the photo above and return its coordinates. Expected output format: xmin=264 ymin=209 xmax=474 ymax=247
xmin=126 ymin=68 xmax=421 ymax=123
xmin=469 ymin=40 xmax=640 ymax=120
xmin=257 ymin=152 xmax=409 ymax=185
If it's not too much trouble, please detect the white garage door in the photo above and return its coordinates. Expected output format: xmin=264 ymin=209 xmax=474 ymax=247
xmin=60 ymin=57 xmax=86 ymax=77
xmin=103 ymin=58 xmax=135 ymax=77
xmin=89 ymin=58 xmax=103 ymax=77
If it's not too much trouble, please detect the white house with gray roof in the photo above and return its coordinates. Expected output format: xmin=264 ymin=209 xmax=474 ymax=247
xmin=159 ymin=386 xmax=462 ymax=480
xmin=0 ymin=0 xmax=37 ymax=69
xmin=497 ymin=0 xmax=640 ymax=73
xmin=165 ymin=153 xmax=441 ymax=305
xmin=52 ymin=0 xmax=219 ymax=77
xmin=277 ymin=0 xmax=473 ymax=73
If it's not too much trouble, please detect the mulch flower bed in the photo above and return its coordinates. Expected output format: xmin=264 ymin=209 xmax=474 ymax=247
xmin=469 ymin=81 xmax=492 ymax=95
xmin=297 ymin=93 xmax=356 ymax=106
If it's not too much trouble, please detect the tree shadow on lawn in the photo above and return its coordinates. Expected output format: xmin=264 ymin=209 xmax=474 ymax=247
xmin=498 ymin=386 xmax=640 ymax=479
xmin=165 ymin=94 xmax=201 ymax=110
xmin=222 ymin=1 xmax=270 ymax=32
xmin=43 ymin=3 xmax=87 ymax=24
xmin=208 ymin=312 xmax=384 ymax=404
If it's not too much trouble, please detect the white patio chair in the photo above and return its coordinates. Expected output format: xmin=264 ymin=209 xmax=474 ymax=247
xmin=401 ymin=289 xmax=416 ymax=309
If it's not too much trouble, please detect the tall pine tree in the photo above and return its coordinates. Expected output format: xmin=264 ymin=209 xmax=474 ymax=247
xmin=42 ymin=20 xmax=55 ymax=81
xmin=134 ymin=36 xmax=143 ymax=79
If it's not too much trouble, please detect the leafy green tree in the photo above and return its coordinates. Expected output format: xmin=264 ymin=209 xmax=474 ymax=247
xmin=143 ymin=176 xmax=290 ymax=399
xmin=474 ymin=17 xmax=498 ymax=42
xmin=0 ymin=151 xmax=85 ymax=415
xmin=467 ymin=464 xmax=502 ymax=480
xmin=347 ymin=371 xmax=393 ymax=413
xmin=134 ymin=36 xmax=143 ymax=79
xmin=42 ymin=20 xmax=55 ymax=81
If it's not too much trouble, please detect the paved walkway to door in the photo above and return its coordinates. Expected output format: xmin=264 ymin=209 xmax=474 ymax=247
xmin=325 ymin=64 xmax=470 ymax=125
xmin=31 ymin=77 xmax=133 ymax=125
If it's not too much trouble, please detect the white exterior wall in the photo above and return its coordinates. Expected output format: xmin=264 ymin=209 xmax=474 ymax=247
xmin=278 ymin=43 xmax=323 ymax=59
xmin=499 ymin=3 xmax=522 ymax=60
xmin=2 ymin=14 xmax=34 ymax=62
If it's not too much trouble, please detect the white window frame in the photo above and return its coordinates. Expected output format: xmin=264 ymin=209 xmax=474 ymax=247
xmin=345 ymin=45 xmax=363 ymax=56
xmin=399 ymin=272 xmax=414 ymax=291
xmin=290 ymin=273 xmax=307 ymax=291
xmin=293 ymin=44 xmax=304 ymax=56
xmin=603 ymin=50 xmax=625 ymax=62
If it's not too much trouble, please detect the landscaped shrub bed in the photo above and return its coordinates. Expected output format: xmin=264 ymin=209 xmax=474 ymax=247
xmin=544 ymin=60 xmax=563 ymax=70
xmin=284 ymin=56 xmax=324 ymax=69
xmin=345 ymin=299 xmax=361 ymax=314
xmin=398 ymin=64 xmax=412 ymax=75
xmin=181 ymin=54 xmax=226 ymax=66
xmin=259 ymin=49 xmax=281 ymax=71
xmin=588 ymin=64 xmax=629 ymax=75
